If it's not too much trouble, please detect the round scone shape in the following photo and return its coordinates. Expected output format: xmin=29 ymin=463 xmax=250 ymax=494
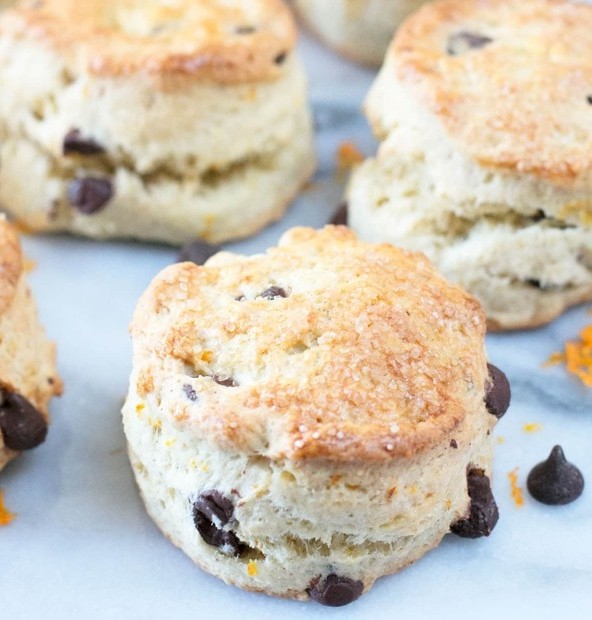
xmin=122 ymin=226 xmax=508 ymax=604
xmin=292 ymin=0 xmax=429 ymax=67
xmin=0 ymin=0 xmax=315 ymax=244
xmin=0 ymin=217 xmax=61 ymax=472
xmin=347 ymin=0 xmax=592 ymax=329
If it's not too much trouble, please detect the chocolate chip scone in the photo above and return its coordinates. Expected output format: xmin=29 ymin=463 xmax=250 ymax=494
xmin=0 ymin=216 xmax=61 ymax=472
xmin=122 ymin=226 xmax=509 ymax=606
xmin=347 ymin=0 xmax=592 ymax=330
xmin=0 ymin=0 xmax=315 ymax=244
xmin=292 ymin=0 xmax=427 ymax=67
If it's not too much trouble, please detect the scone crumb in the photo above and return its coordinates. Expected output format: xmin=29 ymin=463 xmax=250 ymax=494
xmin=0 ymin=490 xmax=15 ymax=526
xmin=508 ymin=468 xmax=525 ymax=508
xmin=522 ymin=423 xmax=542 ymax=433
xmin=247 ymin=560 xmax=258 ymax=577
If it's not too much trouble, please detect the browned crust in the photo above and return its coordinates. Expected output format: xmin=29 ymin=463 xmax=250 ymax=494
xmin=0 ymin=216 xmax=22 ymax=316
xmin=131 ymin=226 xmax=489 ymax=462
xmin=0 ymin=0 xmax=296 ymax=83
xmin=391 ymin=0 xmax=592 ymax=185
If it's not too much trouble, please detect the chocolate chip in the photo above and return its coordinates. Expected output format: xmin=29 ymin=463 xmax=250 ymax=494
xmin=176 ymin=240 xmax=222 ymax=265
xmin=527 ymin=446 xmax=584 ymax=505
xmin=258 ymin=286 xmax=287 ymax=300
xmin=447 ymin=31 xmax=493 ymax=56
xmin=450 ymin=469 xmax=499 ymax=538
xmin=450 ymin=439 xmax=458 ymax=449
xmin=183 ymin=384 xmax=198 ymax=401
xmin=212 ymin=375 xmax=238 ymax=388
xmin=235 ymin=25 xmax=256 ymax=34
xmin=526 ymin=279 xmax=543 ymax=289
xmin=308 ymin=574 xmax=364 ymax=607
xmin=274 ymin=51 xmax=287 ymax=65
xmin=0 ymin=389 xmax=48 ymax=451
xmin=68 ymin=177 xmax=113 ymax=214
xmin=330 ymin=202 xmax=348 ymax=226
xmin=63 ymin=129 xmax=105 ymax=156
xmin=485 ymin=363 xmax=511 ymax=418
xmin=192 ymin=490 xmax=245 ymax=556
xmin=587 ymin=95 xmax=592 ymax=105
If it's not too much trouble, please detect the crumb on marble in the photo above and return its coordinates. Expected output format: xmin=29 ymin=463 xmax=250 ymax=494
xmin=0 ymin=490 xmax=15 ymax=526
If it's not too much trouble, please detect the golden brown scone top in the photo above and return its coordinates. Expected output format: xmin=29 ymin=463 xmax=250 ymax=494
xmin=131 ymin=227 xmax=488 ymax=462
xmin=1 ymin=0 xmax=295 ymax=82
xmin=0 ymin=216 xmax=23 ymax=317
xmin=392 ymin=0 xmax=592 ymax=185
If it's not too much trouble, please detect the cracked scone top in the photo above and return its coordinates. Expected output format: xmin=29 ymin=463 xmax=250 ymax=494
xmin=348 ymin=0 xmax=592 ymax=329
xmin=123 ymin=226 xmax=508 ymax=604
xmin=0 ymin=217 xmax=61 ymax=472
xmin=0 ymin=0 xmax=314 ymax=244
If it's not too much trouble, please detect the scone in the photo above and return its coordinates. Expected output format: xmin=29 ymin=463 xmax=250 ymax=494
xmin=293 ymin=0 xmax=427 ymax=67
xmin=347 ymin=0 xmax=592 ymax=330
xmin=122 ymin=226 xmax=509 ymax=605
xmin=0 ymin=217 xmax=61 ymax=472
xmin=0 ymin=0 xmax=315 ymax=244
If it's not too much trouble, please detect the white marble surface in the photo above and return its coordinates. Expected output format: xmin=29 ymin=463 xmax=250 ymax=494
xmin=2 ymin=30 xmax=592 ymax=620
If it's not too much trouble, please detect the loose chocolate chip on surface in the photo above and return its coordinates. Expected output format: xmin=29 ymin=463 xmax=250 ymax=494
xmin=485 ymin=363 xmax=511 ymax=418
xmin=176 ymin=240 xmax=222 ymax=265
xmin=447 ymin=31 xmax=493 ymax=55
xmin=68 ymin=177 xmax=113 ymax=214
xmin=0 ymin=390 xmax=48 ymax=451
xmin=193 ymin=490 xmax=244 ymax=556
xmin=212 ymin=375 xmax=238 ymax=388
xmin=330 ymin=201 xmax=348 ymax=226
xmin=308 ymin=574 xmax=364 ymax=607
xmin=527 ymin=446 xmax=584 ymax=505
xmin=63 ymin=129 xmax=105 ymax=156
xmin=258 ymin=286 xmax=288 ymax=300
xmin=274 ymin=51 xmax=287 ymax=64
xmin=183 ymin=384 xmax=198 ymax=401
xmin=451 ymin=469 xmax=499 ymax=538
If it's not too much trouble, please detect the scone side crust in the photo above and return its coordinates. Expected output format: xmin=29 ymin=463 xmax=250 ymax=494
xmin=391 ymin=0 xmax=592 ymax=184
xmin=0 ymin=0 xmax=296 ymax=82
xmin=0 ymin=216 xmax=22 ymax=315
xmin=130 ymin=226 xmax=489 ymax=461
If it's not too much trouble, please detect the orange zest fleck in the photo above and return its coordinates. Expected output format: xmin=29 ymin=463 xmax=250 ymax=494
xmin=247 ymin=560 xmax=258 ymax=577
xmin=496 ymin=435 xmax=505 ymax=445
xmin=522 ymin=423 xmax=542 ymax=433
xmin=546 ymin=322 xmax=592 ymax=387
xmin=507 ymin=468 xmax=525 ymax=508
xmin=0 ymin=490 xmax=15 ymax=526
xmin=335 ymin=141 xmax=364 ymax=172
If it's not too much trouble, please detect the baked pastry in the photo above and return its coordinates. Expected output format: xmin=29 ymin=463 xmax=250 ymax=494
xmin=122 ymin=225 xmax=508 ymax=605
xmin=0 ymin=1 xmax=15 ymax=11
xmin=292 ymin=0 xmax=427 ymax=67
xmin=347 ymin=0 xmax=592 ymax=330
xmin=0 ymin=216 xmax=61 ymax=472
xmin=0 ymin=0 xmax=315 ymax=244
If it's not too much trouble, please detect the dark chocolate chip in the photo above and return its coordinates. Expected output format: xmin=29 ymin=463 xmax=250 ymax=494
xmin=447 ymin=31 xmax=493 ymax=56
xmin=176 ymin=240 xmax=222 ymax=265
xmin=183 ymin=384 xmax=198 ymax=401
xmin=0 ymin=389 xmax=48 ymax=451
xmin=63 ymin=129 xmax=105 ymax=156
xmin=450 ymin=439 xmax=458 ymax=449
xmin=235 ymin=25 xmax=256 ymax=34
xmin=192 ymin=490 xmax=245 ymax=556
xmin=485 ymin=363 xmax=511 ymax=418
xmin=330 ymin=202 xmax=348 ymax=226
xmin=212 ymin=375 xmax=238 ymax=388
xmin=308 ymin=574 xmax=364 ymax=607
xmin=274 ymin=51 xmax=287 ymax=65
xmin=450 ymin=469 xmax=499 ymax=538
xmin=587 ymin=95 xmax=592 ymax=105
xmin=258 ymin=286 xmax=288 ymax=300
xmin=527 ymin=445 xmax=584 ymax=505
xmin=68 ymin=177 xmax=113 ymax=214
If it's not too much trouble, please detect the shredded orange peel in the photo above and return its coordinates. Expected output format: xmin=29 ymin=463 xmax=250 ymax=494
xmin=0 ymin=489 xmax=15 ymax=526
xmin=545 ymin=323 xmax=592 ymax=387
xmin=508 ymin=468 xmax=525 ymax=508
xmin=335 ymin=141 xmax=364 ymax=172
